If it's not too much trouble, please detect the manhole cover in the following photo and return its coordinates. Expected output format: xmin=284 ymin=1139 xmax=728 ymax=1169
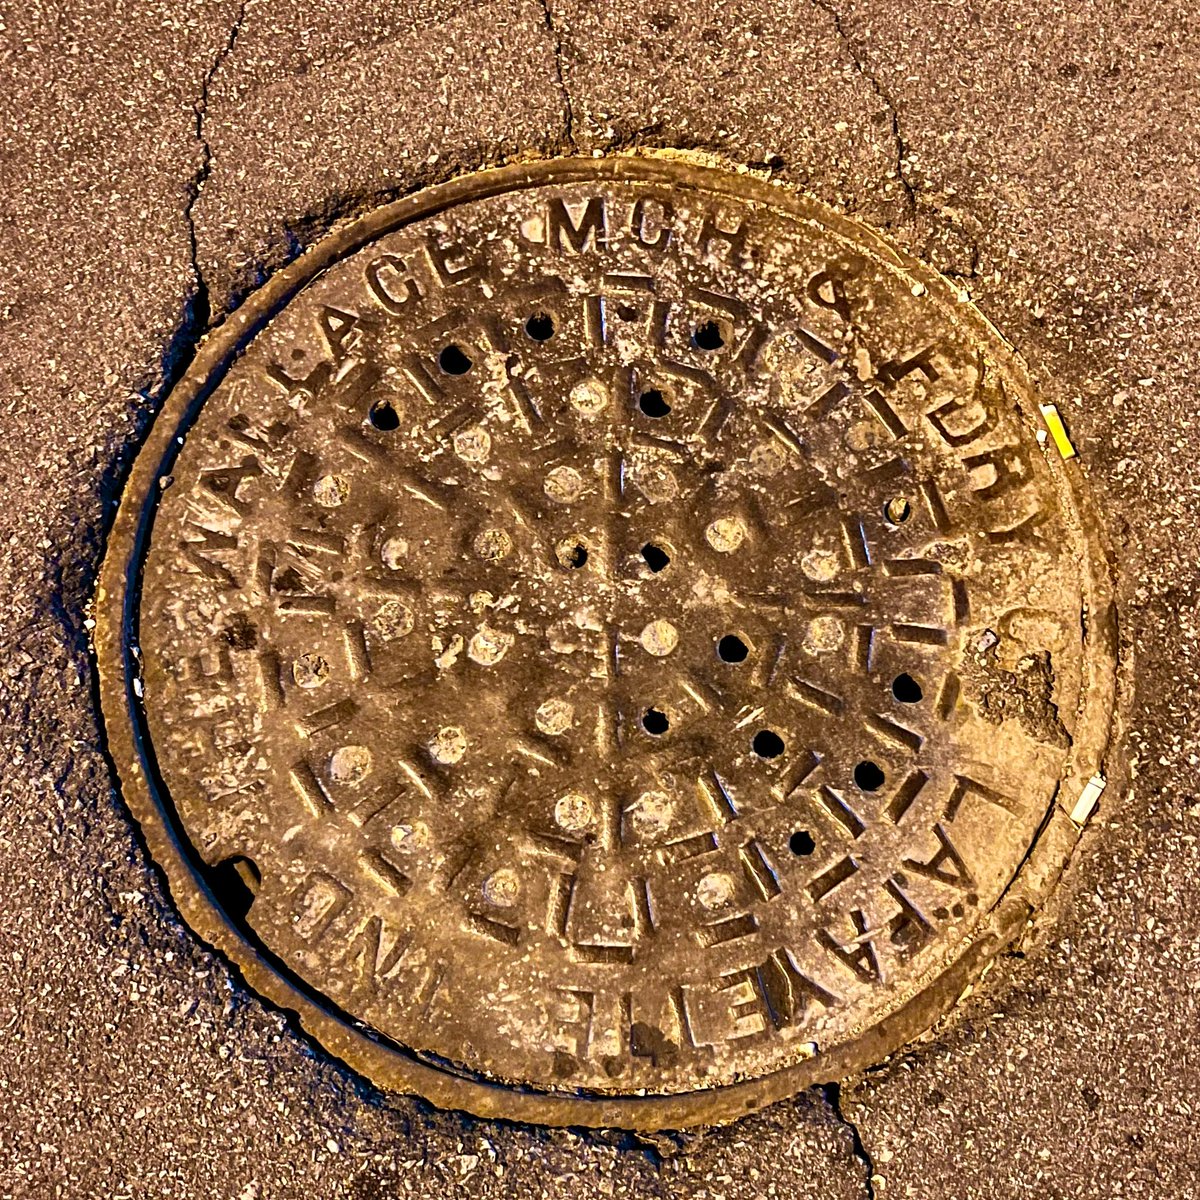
xmin=95 ymin=156 xmax=1115 ymax=1128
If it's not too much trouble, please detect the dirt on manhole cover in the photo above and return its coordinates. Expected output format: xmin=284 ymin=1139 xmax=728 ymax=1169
xmin=95 ymin=156 xmax=1116 ymax=1128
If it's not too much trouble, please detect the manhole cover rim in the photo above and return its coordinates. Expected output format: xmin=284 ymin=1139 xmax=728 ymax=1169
xmin=94 ymin=152 xmax=1117 ymax=1129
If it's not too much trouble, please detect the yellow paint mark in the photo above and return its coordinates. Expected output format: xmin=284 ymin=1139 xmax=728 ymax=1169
xmin=1039 ymin=402 xmax=1077 ymax=460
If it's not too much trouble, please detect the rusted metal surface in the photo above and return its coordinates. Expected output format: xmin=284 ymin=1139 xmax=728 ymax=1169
xmin=94 ymin=156 xmax=1115 ymax=1128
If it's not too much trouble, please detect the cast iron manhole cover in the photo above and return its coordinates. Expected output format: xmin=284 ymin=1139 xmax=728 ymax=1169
xmin=95 ymin=156 xmax=1115 ymax=1128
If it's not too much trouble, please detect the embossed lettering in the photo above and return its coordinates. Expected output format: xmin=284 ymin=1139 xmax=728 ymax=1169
xmin=548 ymin=196 xmax=608 ymax=253
xmin=631 ymin=197 xmax=673 ymax=250
xmin=366 ymin=253 xmax=424 ymax=313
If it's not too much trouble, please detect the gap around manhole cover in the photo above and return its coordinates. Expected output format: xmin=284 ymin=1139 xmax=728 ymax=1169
xmin=94 ymin=154 xmax=1116 ymax=1129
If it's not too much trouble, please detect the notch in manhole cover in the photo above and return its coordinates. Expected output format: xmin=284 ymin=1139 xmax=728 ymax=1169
xmin=94 ymin=156 xmax=1115 ymax=1129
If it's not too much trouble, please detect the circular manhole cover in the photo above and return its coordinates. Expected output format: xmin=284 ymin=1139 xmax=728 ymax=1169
xmin=95 ymin=156 xmax=1115 ymax=1128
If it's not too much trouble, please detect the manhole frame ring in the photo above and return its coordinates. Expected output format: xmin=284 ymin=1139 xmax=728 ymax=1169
xmin=93 ymin=152 xmax=1118 ymax=1130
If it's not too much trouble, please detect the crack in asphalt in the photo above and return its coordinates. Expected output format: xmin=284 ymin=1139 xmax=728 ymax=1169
xmin=944 ymin=233 xmax=983 ymax=280
xmin=539 ymin=0 xmax=577 ymax=152
xmin=184 ymin=0 xmax=248 ymax=332
xmin=811 ymin=0 xmax=918 ymax=220
xmin=822 ymin=1082 xmax=880 ymax=1199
